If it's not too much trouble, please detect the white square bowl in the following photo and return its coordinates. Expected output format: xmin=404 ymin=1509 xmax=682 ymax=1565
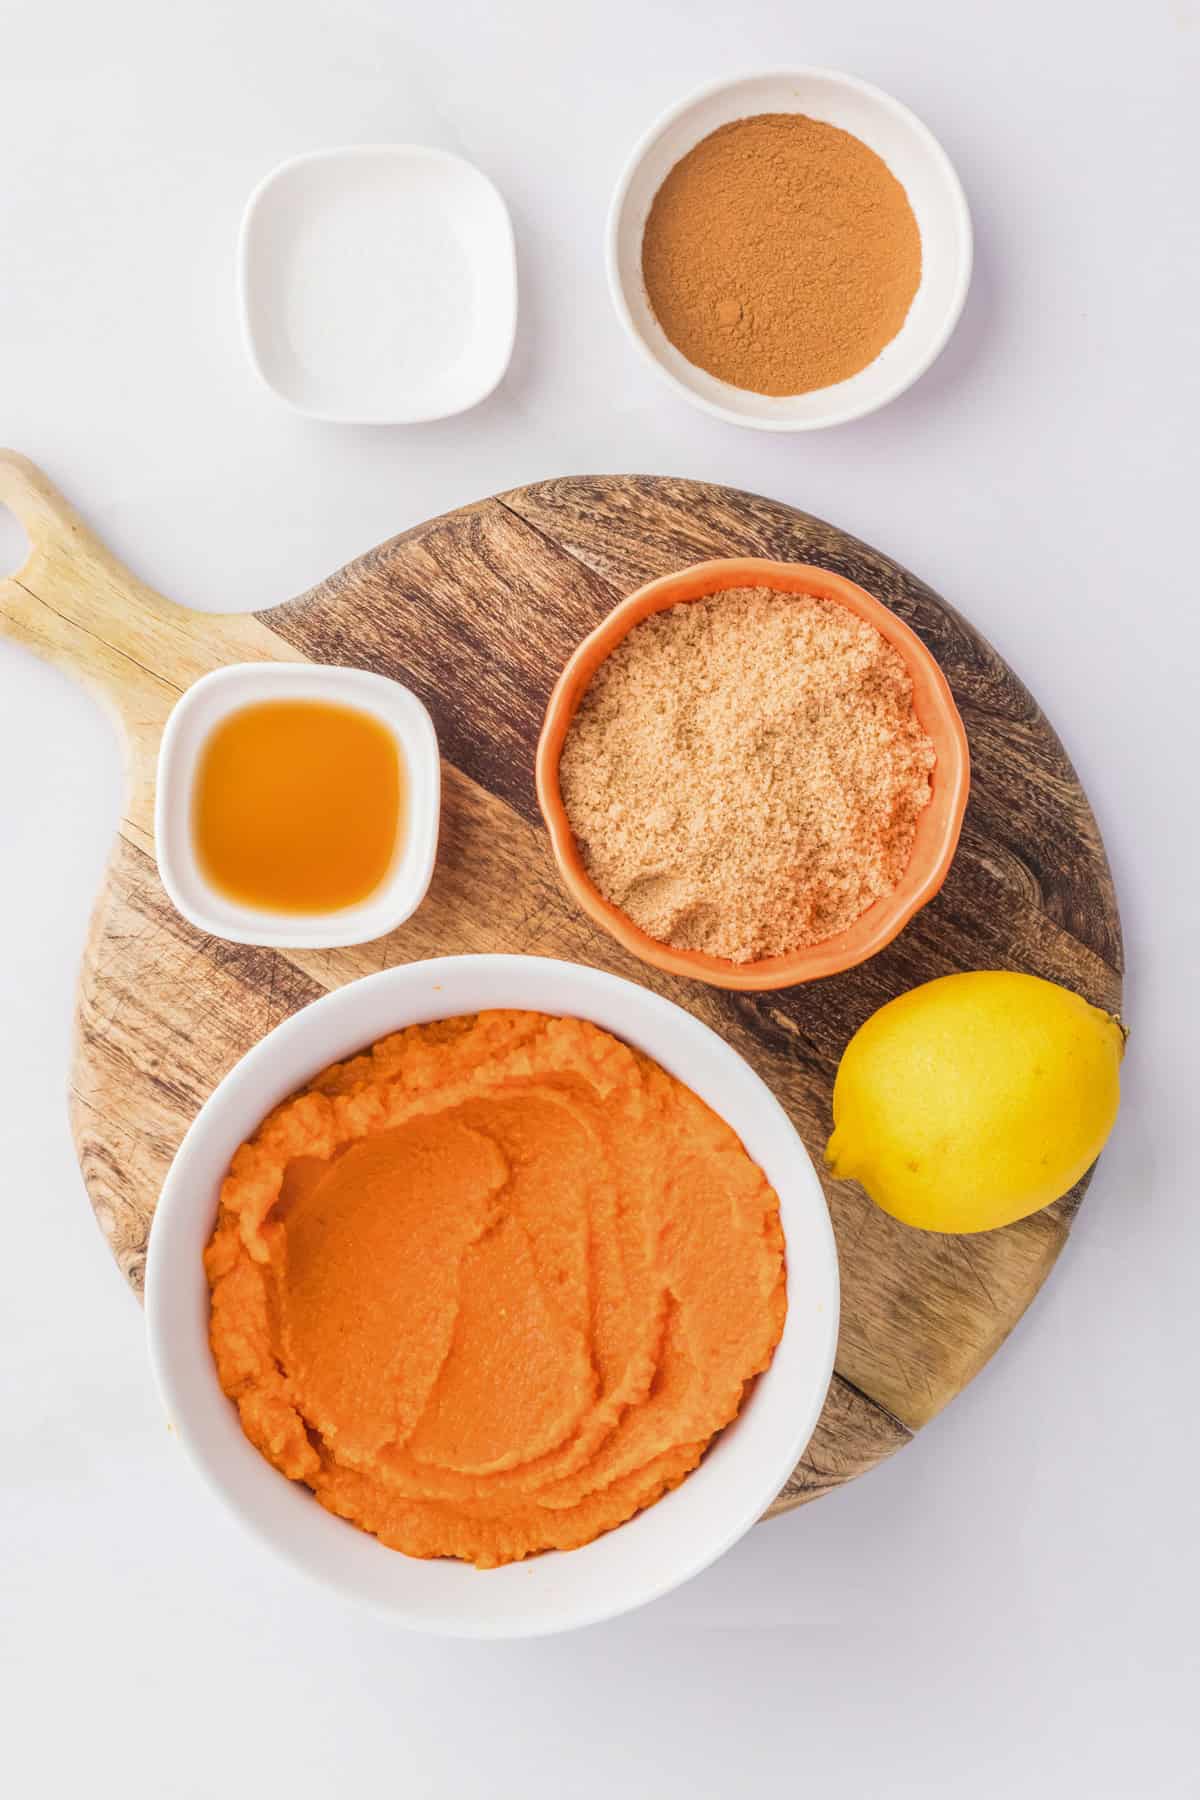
xmin=239 ymin=146 xmax=517 ymax=423
xmin=155 ymin=662 xmax=440 ymax=949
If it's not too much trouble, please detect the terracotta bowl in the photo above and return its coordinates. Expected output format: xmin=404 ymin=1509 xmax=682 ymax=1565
xmin=535 ymin=557 xmax=970 ymax=991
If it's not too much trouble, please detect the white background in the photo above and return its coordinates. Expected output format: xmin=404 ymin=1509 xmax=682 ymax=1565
xmin=2 ymin=2 xmax=1197 ymax=1794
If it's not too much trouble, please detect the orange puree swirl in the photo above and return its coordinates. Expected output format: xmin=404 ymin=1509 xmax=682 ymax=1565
xmin=205 ymin=1010 xmax=787 ymax=1567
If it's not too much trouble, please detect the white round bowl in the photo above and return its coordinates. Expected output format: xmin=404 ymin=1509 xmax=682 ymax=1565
xmin=146 ymin=954 xmax=838 ymax=1637
xmin=607 ymin=69 xmax=972 ymax=431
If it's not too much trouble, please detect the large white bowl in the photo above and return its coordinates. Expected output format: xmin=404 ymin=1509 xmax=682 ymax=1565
xmin=145 ymin=954 xmax=838 ymax=1637
xmin=607 ymin=69 xmax=972 ymax=430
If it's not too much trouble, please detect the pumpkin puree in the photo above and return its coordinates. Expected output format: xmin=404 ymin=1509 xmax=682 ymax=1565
xmin=205 ymin=1010 xmax=787 ymax=1567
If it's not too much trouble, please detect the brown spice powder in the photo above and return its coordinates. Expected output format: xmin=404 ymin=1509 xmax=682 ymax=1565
xmin=641 ymin=113 xmax=922 ymax=396
xmin=558 ymin=589 xmax=936 ymax=963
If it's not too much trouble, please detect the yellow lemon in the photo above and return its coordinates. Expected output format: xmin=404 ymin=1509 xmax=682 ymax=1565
xmin=825 ymin=971 xmax=1123 ymax=1233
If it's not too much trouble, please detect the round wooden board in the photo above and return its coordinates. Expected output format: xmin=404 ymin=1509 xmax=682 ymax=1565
xmin=0 ymin=452 xmax=1123 ymax=1517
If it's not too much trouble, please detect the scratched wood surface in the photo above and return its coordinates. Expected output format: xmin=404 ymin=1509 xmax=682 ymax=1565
xmin=0 ymin=452 xmax=1123 ymax=1516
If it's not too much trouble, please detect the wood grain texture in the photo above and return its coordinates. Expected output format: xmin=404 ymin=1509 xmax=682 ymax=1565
xmin=0 ymin=451 xmax=1123 ymax=1516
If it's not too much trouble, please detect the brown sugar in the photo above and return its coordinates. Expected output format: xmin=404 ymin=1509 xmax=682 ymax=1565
xmin=558 ymin=588 xmax=936 ymax=963
xmin=641 ymin=113 xmax=922 ymax=396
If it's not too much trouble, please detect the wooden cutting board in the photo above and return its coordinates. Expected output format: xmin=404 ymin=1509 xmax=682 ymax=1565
xmin=0 ymin=450 xmax=1123 ymax=1517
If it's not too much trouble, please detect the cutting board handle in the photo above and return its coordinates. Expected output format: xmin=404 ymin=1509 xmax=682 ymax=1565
xmin=0 ymin=450 xmax=190 ymax=721
xmin=0 ymin=450 xmax=295 ymax=841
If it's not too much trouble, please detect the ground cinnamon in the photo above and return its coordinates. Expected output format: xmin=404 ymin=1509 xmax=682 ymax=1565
xmin=558 ymin=588 xmax=935 ymax=963
xmin=641 ymin=113 xmax=922 ymax=396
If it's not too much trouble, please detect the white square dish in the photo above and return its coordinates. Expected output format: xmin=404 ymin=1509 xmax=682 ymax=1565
xmin=154 ymin=662 xmax=440 ymax=949
xmin=239 ymin=146 xmax=517 ymax=423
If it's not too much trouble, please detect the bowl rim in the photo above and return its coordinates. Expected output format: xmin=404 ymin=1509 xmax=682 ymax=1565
xmin=144 ymin=953 xmax=839 ymax=1637
xmin=605 ymin=67 xmax=974 ymax=432
xmin=535 ymin=558 xmax=970 ymax=990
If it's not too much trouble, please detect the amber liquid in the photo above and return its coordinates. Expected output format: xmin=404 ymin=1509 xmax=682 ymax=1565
xmin=193 ymin=699 xmax=404 ymax=913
